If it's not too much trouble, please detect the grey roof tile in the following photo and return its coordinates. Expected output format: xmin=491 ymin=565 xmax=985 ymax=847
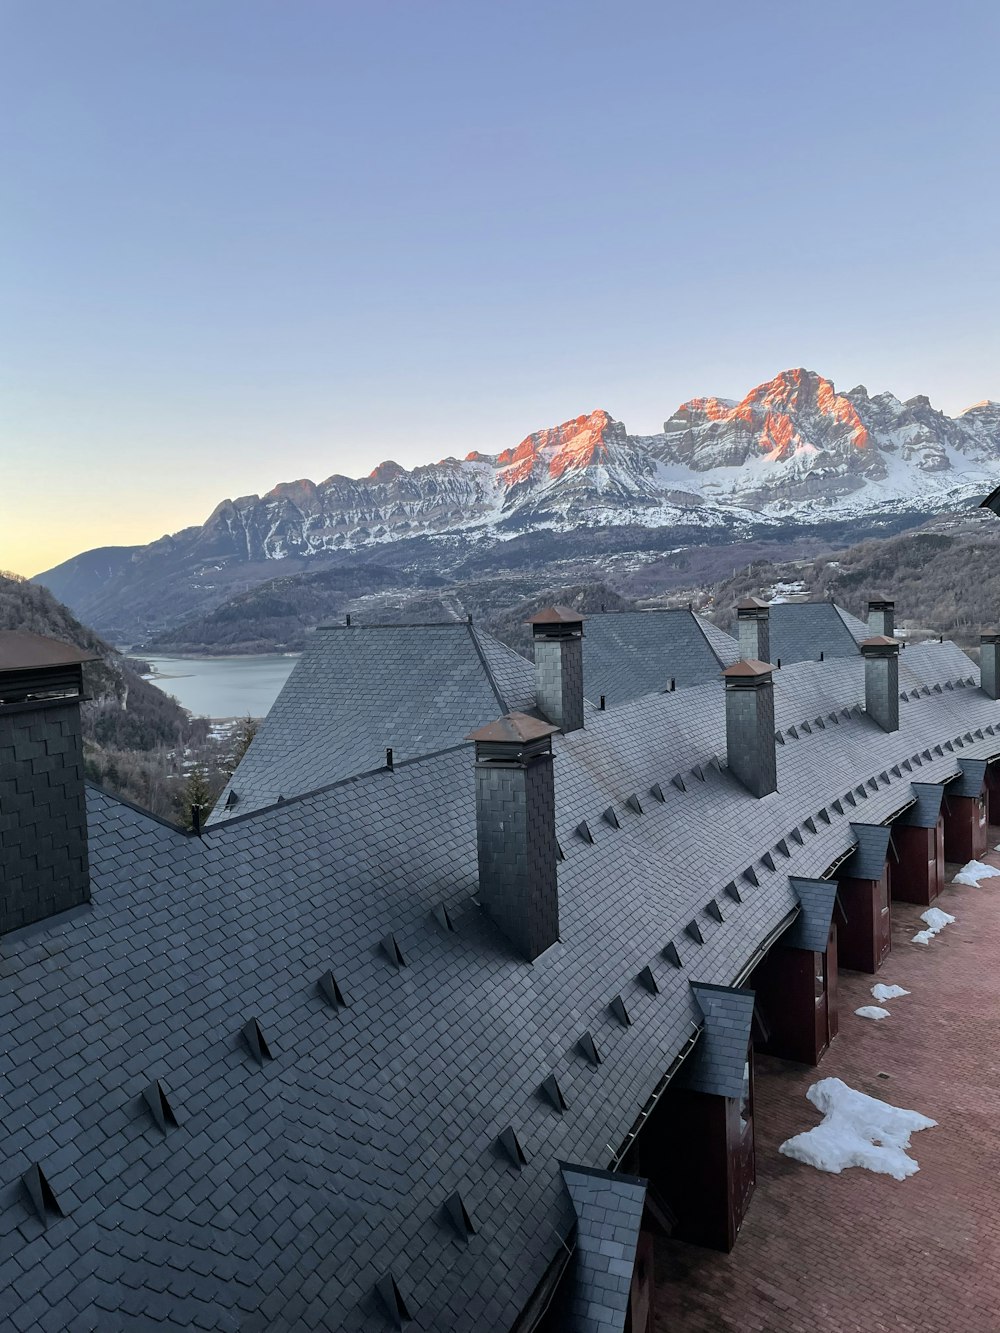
xmin=900 ymin=782 xmax=945 ymax=828
xmin=208 ymin=622 xmax=534 ymax=822
xmin=581 ymin=610 xmax=739 ymax=706
xmin=2 ymin=637 xmax=998 ymax=1331
xmin=785 ymin=878 xmax=838 ymax=952
xmin=768 ymin=601 xmax=866 ymax=665
xmin=952 ymin=758 xmax=988 ymax=797
xmin=676 ymin=985 xmax=756 ymax=1100
xmin=560 ymin=1164 xmax=646 ymax=1333
xmin=842 ymin=823 xmax=892 ymax=880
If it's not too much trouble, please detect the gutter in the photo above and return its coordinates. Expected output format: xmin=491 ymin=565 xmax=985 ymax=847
xmin=730 ymin=904 xmax=800 ymax=987
xmin=511 ymin=1226 xmax=576 ymax=1333
xmin=606 ymin=1022 xmax=703 ymax=1173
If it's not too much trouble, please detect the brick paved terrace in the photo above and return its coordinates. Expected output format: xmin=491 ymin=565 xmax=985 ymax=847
xmin=655 ymin=835 xmax=1000 ymax=1333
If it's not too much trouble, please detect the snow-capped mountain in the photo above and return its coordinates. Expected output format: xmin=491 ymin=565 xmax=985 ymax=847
xmin=180 ymin=369 xmax=1000 ymax=558
xmin=36 ymin=369 xmax=1000 ymax=636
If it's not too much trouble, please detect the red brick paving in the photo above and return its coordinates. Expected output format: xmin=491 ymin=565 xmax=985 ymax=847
xmin=655 ymin=838 xmax=1000 ymax=1333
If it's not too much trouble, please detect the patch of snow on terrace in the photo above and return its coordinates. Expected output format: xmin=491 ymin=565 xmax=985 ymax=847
xmin=912 ymin=906 xmax=955 ymax=944
xmin=856 ymin=1006 xmax=891 ymax=1020
xmin=766 ymin=579 xmax=807 ymax=603
xmin=779 ymin=1077 xmax=936 ymax=1180
xmin=872 ymin=984 xmax=910 ymax=1002
xmin=953 ymin=859 xmax=1000 ymax=887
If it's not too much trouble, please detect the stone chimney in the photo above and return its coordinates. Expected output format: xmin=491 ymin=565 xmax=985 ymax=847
xmin=722 ymin=660 xmax=777 ymax=798
xmin=527 ymin=606 xmax=585 ymax=733
xmin=980 ymin=631 xmax=1000 ymax=700
xmin=861 ymin=635 xmax=900 ymax=733
xmin=467 ymin=712 xmax=560 ymax=962
xmin=735 ymin=597 xmax=770 ymax=663
xmin=867 ymin=596 xmax=895 ymax=639
xmin=0 ymin=632 xmax=97 ymax=935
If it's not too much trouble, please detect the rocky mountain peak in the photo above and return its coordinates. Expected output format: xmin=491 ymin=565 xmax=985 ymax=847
xmin=660 ymin=367 xmax=870 ymax=469
xmin=494 ymin=409 xmax=619 ymax=484
xmin=368 ymin=460 xmax=407 ymax=483
xmin=36 ymin=368 xmax=1000 ymax=638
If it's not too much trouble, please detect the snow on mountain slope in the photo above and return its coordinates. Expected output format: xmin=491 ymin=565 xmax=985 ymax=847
xmin=163 ymin=370 xmax=1000 ymax=561
xmin=36 ymin=369 xmax=1000 ymax=629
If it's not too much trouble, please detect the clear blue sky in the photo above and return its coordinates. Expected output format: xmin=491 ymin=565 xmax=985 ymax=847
xmin=3 ymin=0 xmax=999 ymax=574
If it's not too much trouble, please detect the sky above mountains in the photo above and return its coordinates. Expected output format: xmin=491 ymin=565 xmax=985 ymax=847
xmin=4 ymin=0 xmax=1000 ymax=576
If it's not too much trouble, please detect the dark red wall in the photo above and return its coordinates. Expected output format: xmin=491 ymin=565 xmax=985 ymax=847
xmin=750 ymin=943 xmax=834 ymax=1066
xmin=837 ymin=869 xmax=891 ymax=972
xmin=986 ymin=763 xmax=1000 ymax=826
xmin=944 ymin=794 xmax=988 ymax=863
xmin=627 ymin=1230 xmax=655 ymax=1333
xmin=892 ymin=819 xmax=944 ymax=905
xmin=631 ymin=1078 xmax=754 ymax=1253
xmin=827 ymin=923 xmax=839 ymax=1040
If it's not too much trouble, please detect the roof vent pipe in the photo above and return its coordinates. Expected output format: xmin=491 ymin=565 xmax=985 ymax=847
xmin=867 ymin=596 xmax=895 ymax=639
xmin=526 ymin=607 xmax=585 ymax=733
xmin=980 ymin=631 xmax=1000 ymax=700
xmin=723 ymin=660 xmax=778 ymax=798
xmin=736 ymin=597 xmax=770 ymax=664
xmin=467 ymin=712 xmax=561 ymax=961
xmin=861 ymin=636 xmax=900 ymax=733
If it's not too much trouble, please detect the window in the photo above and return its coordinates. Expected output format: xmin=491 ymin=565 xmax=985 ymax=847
xmin=878 ymin=874 xmax=889 ymax=913
xmin=739 ymin=1056 xmax=752 ymax=1129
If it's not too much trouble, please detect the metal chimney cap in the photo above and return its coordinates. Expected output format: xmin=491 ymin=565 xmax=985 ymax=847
xmin=980 ymin=630 xmax=1000 ymax=643
xmin=526 ymin=605 xmax=585 ymax=626
xmin=867 ymin=594 xmax=895 ymax=609
xmin=860 ymin=635 xmax=900 ymax=655
xmin=722 ymin=658 xmax=775 ymax=678
xmin=0 ymin=631 xmax=98 ymax=672
xmin=466 ymin=712 xmax=560 ymax=744
xmin=735 ymin=596 xmax=770 ymax=612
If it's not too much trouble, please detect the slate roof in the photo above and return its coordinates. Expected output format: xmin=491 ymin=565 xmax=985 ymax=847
xmin=785 ymin=878 xmax=840 ymax=952
xmin=842 ymin=822 xmax=894 ymax=880
xmin=209 ymin=621 xmax=535 ymax=822
xmin=581 ymin=609 xmax=739 ymax=706
xmin=674 ymin=984 xmax=757 ymax=1100
xmin=767 ymin=601 xmax=870 ymax=665
xmin=951 ymin=757 xmax=988 ymax=797
xmin=901 ymin=782 xmax=945 ymax=828
xmin=2 ymin=640 xmax=1000 ymax=1331
xmin=560 ymin=1164 xmax=647 ymax=1333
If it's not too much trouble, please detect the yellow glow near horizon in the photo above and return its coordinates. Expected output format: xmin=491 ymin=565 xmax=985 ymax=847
xmin=3 ymin=494 xmax=218 ymax=581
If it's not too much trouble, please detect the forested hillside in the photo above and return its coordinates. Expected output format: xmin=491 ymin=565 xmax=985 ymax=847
xmin=0 ymin=572 xmax=221 ymax=820
xmin=705 ymin=510 xmax=1000 ymax=651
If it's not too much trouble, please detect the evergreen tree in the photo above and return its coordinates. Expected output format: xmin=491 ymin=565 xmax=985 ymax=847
xmin=228 ymin=715 xmax=259 ymax=774
xmin=181 ymin=765 xmax=214 ymax=830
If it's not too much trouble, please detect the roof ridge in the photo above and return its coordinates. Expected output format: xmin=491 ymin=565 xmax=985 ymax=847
xmin=698 ymin=618 xmax=746 ymax=671
xmin=85 ymin=781 xmax=192 ymax=838
xmin=831 ymin=602 xmax=870 ymax=645
xmin=316 ymin=621 xmax=474 ymax=630
xmin=203 ymin=741 xmax=473 ymax=831
xmin=467 ymin=623 xmax=511 ymax=714
xmin=689 ymin=610 xmax=728 ymax=668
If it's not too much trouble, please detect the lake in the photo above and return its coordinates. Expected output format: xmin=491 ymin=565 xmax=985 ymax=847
xmin=132 ymin=653 xmax=299 ymax=719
